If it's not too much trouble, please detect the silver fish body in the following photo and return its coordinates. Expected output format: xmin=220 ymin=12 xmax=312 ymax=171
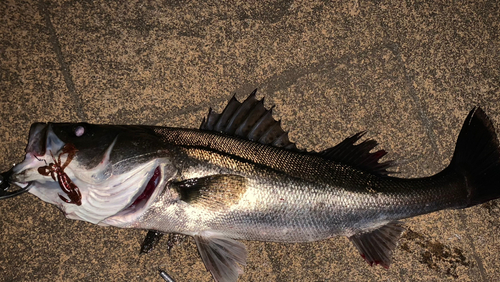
xmin=8 ymin=91 xmax=500 ymax=282
xmin=126 ymin=127 xmax=466 ymax=239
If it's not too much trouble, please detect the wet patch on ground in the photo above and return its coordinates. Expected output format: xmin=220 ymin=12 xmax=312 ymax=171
xmin=400 ymin=228 xmax=470 ymax=278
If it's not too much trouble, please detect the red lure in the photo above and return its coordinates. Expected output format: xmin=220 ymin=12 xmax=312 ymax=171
xmin=38 ymin=143 xmax=82 ymax=206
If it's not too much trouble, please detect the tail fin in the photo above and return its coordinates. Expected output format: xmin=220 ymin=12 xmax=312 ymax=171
xmin=450 ymin=107 xmax=500 ymax=208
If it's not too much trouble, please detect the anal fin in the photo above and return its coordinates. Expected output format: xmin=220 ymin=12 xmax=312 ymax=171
xmin=348 ymin=221 xmax=405 ymax=268
xmin=194 ymin=232 xmax=247 ymax=282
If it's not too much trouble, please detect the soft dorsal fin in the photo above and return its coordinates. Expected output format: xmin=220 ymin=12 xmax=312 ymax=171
xmin=200 ymin=89 xmax=298 ymax=150
xmin=319 ymin=132 xmax=393 ymax=175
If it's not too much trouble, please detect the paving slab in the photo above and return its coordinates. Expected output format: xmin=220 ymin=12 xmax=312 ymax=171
xmin=0 ymin=1 xmax=499 ymax=281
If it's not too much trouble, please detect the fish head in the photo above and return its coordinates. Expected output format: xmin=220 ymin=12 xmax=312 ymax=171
xmin=11 ymin=122 xmax=177 ymax=226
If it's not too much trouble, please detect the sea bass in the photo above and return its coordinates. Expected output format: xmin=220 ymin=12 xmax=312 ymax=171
xmin=6 ymin=91 xmax=500 ymax=282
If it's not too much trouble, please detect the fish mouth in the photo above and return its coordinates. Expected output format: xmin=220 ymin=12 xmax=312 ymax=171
xmin=0 ymin=167 xmax=33 ymax=199
xmin=24 ymin=122 xmax=66 ymax=157
xmin=26 ymin=123 xmax=49 ymax=157
xmin=12 ymin=123 xmax=65 ymax=182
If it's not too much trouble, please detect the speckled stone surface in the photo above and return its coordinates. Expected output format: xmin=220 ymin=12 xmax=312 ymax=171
xmin=0 ymin=0 xmax=499 ymax=281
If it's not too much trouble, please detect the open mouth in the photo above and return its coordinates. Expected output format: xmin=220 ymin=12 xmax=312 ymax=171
xmin=26 ymin=123 xmax=49 ymax=157
xmin=121 ymin=166 xmax=162 ymax=213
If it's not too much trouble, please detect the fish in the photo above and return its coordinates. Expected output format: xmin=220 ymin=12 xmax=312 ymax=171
xmin=6 ymin=90 xmax=500 ymax=282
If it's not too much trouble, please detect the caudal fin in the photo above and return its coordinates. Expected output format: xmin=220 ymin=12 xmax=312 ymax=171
xmin=450 ymin=107 xmax=500 ymax=208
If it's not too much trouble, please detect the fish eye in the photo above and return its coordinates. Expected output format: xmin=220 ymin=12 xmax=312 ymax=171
xmin=75 ymin=125 xmax=85 ymax=137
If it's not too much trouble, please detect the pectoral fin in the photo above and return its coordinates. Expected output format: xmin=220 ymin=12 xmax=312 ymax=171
xmin=194 ymin=232 xmax=247 ymax=282
xmin=174 ymin=174 xmax=247 ymax=210
xmin=348 ymin=221 xmax=405 ymax=268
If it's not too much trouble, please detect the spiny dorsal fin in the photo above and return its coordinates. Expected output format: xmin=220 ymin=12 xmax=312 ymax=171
xmin=319 ymin=132 xmax=393 ymax=175
xmin=349 ymin=221 xmax=405 ymax=268
xmin=174 ymin=174 xmax=247 ymax=210
xmin=200 ymin=89 xmax=298 ymax=150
